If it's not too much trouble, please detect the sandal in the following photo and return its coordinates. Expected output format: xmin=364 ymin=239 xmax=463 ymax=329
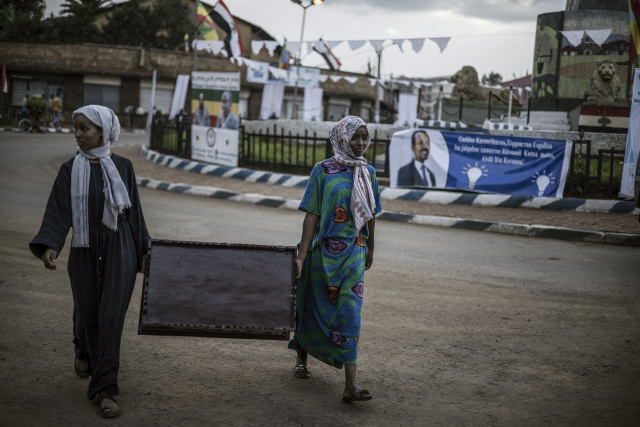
xmin=96 ymin=391 xmax=121 ymax=418
xmin=74 ymin=357 xmax=89 ymax=379
xmin=293 ymin=364 xmax=311 ymax=379
xmin=342 ymin=386 xmax=372 ymax=402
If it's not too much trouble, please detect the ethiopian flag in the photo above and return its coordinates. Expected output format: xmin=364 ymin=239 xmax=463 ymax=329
xmin=631 ymin=0 xmax=640 ymax=66
xmin=197 ymin=3 xmax=218 ymax=41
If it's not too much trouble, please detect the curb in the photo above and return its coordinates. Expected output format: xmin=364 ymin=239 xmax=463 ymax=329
xmin=136 ymin=176 xmax=640 ymax=247
xmin=140 ymin=146 xmax=639 ymax=215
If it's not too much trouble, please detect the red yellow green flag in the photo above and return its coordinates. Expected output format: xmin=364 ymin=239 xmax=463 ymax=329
xmin=197 ymin=3 xmax=218 ymax=41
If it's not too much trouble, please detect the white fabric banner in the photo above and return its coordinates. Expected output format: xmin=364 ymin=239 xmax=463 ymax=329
xmin=260 ymin=84 xmax=284 ymax=120
xmin=303 ymin=87 xmax=324 ymax=122
xmin=251 ymin=40 xmax=264 ymax=55
xmin=560 ymin=31 xmax=584 ymax=47
xmin=264 ymin=41 xmax=279 ymax=56
xmin=585 ymin=29 xmax=612 ymax=47
xmin=168 ymin=74 xmax=190 ymax=120
xmin=144 ymin=69 xmax=156 ymax=148
xmin=396 ymin=93 xmax=418 ymax=126
xmin=620 ymin=68 xmax=640 ymax=198
xmin=193 ymin=40 xmax=225 ymax=55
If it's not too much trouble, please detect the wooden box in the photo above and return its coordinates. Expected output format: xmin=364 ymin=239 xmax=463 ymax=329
xmin=139 ymin=239 xmax=297 ymax=340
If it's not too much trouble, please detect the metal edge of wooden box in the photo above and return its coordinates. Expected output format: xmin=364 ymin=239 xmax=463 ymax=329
xmin=138 ymin=239 xmax=297 ymax=341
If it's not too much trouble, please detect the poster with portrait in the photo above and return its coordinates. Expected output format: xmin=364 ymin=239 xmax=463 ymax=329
xmin=191 ymin=71 xmax=240 ymax=167
xmin=389 ymin=128 xmax=572 ymax=198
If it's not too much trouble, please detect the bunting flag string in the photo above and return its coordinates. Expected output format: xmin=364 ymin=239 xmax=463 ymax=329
xmin=559 ymin=29 xmax=613 ymax=48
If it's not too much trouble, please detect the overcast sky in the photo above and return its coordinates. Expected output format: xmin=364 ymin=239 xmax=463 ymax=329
xmin=45 ymin=0 xmax=568 ymax=80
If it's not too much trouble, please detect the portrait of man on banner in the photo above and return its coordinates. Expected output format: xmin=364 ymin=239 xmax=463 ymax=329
xmin=390 ymin=129 xmax=449 ymax=189
xmin=193 ymin=91 xmax=211 ymax=127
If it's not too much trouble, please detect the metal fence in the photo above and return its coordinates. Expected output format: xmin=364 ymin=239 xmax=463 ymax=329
xmin=149 ymin=123 xmax=624 ymax=199
xmin=565 ymin=135 xmax=625 ymax=198
xmin=239 ymin=124 xmax=390 ymax=177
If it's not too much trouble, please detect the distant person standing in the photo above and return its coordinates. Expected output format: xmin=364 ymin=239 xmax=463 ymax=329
xmin=193 ymin=92 xmax=210 ymax=127
xmin=52 ymin=93 xmax=62 ymax=129
xmin=215 ymin=90 xmax=239 ymax=130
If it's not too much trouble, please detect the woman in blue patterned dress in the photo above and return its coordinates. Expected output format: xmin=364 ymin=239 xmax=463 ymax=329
xmin=288 ymin=116 xmax=382 ymax=402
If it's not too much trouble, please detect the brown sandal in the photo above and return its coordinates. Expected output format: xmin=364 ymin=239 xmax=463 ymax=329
xmin=342 ymin=387 xmax=372 ymax=402
xmin=96 ymin=391 xmax=121 ymax=418
xmin=74 ymin=357 xmax=89 ymax=379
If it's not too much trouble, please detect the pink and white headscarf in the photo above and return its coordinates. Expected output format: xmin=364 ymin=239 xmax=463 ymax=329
xmin=329 ymin=115 xmax=377 ymax=232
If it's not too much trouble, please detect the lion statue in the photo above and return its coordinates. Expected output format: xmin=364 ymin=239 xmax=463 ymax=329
xmin=584 ymin=60 xmax=623 ymax=102
xmin=449 ymin=66 xmax=519 ymax=106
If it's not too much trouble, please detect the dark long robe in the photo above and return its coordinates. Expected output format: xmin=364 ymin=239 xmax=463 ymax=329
xmin=30 ymin=153 xmax=149 ymax=400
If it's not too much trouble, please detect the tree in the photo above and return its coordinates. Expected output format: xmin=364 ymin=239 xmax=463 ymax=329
xmin=100 ymin=0 xmax=191 ymax=50
xmin=51 ymin=0 xmax=108 ymax=43
xmin=481 ymin=72 xmax=503 ymax=86
xmin=99 ymin=0 xmax=154 ymax=47
xmin=0 ymin=0 xmax=50 ymax=41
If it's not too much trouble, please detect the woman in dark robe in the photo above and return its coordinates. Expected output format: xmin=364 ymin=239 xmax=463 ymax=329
xmin=30 ymin=105 xmax=149 ymax=418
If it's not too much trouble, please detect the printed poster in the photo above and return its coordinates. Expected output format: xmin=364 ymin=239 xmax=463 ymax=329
xmin=191 ymin=71 xmax=240 ymax=167
xmin=389 ymin=129 xmax=572 ymax=198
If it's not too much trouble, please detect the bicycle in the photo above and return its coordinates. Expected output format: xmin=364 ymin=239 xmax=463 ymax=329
xmin=18 ymin=117 xmax=34 ymax=133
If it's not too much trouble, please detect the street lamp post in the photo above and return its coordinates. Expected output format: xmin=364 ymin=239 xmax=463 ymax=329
xmin=290 ymin=0 xmax=323 ymax=120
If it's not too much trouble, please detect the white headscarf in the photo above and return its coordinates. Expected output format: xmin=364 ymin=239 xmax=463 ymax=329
xmin=70 ymin=105 xmax=131 ymax=247
xmin=329 ymin=115 xmax=377 ymax=232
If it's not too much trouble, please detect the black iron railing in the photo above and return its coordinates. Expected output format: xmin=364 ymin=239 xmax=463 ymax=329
xmin=149 ymin=123 xmax=623 ymax=199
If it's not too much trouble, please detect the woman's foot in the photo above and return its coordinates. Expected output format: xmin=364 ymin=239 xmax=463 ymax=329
xmin=293 ymin=350 xmax=311 ymax=379
xmin=342 ymin=386 xmax=372 ymax=402
xmin=96 ymin=392 xmax=121 ymax=418
xmin=74 ymin=357 xmax=89 ymax=378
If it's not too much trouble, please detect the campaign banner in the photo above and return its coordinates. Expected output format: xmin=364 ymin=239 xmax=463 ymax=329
xmin=620 ymin=68 xmax=640 ymax=199
xmin=389 ymin=128 xmax=573 ymax=198
xmin=246 ymin=61 xmax=320 ymax=88
xmin=191 ymin=72 xmax=240 ymax=167
xmin=191 ymin=125 xmax=239 ymax=168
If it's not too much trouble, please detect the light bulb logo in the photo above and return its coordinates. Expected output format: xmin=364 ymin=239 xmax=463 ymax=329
xmin=462 ymin=162 xmax=488 ymax=190
xmin=531 ymin=170 xmax=555 ymax=196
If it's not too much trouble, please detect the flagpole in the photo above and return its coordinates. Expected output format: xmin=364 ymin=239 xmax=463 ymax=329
xmin=193 ymin=0 xmax=198 ymax=72
xmin=291 ymin=1 xmax=323 ymax=120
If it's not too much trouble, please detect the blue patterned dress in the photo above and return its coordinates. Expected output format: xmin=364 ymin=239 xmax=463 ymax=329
xmin=288 ymin=159 xmax=382 ymax=368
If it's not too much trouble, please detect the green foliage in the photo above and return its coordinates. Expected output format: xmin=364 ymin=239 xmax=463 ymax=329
xmin=100 ymin=0 xmax=191 ymax=49
xmin=100 ymin=0 xmax=153 ymax=47
xmin=0 ymin=0 xmax=50 ymax=41
xmin=27 ymin=96 xmax=47 ymax=121
xmin=51 ymin=0 xmax=108 ymax=43
xmin=481 ymin=71 xmax=503 ymax=86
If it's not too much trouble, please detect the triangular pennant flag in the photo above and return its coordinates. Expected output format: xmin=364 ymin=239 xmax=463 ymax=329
xmin=343 ymin=76 xmax=358 ymax=84
xmin=325 ymin=40 xmax=342 ymax=50
xmin=348 ymin=40 xmax=367 ymax=50
xmin=264 ymin=41 xmax=279 ymax=56
xmin=287 ymin=41 xmax=301 ymax=56
xmin=585 ymin=29 xmax=612 ymax=47
xmin=314 ymin=41 xmax=324 ymax=51
xmin=392 ymin=39 xmax=405 ymax=53
xmin=368 ymin=39 xmax=385 ymax=53
xmin=318 ymin=74 xmax=329 ymax=83
xmin=429 ymin=37 xmax=450 ymax=53
xmin=560 ymin=30 xmax=584 ymax=47
xmin=329 ymin=75 xmax=342 ymax=82
xmin=251 ymin=40 xmax=264 ymax=55
xmin=368 ymin=78 xmax=379 ymax=86
xmin=408 ymin=38 xmax=426 ymax=53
